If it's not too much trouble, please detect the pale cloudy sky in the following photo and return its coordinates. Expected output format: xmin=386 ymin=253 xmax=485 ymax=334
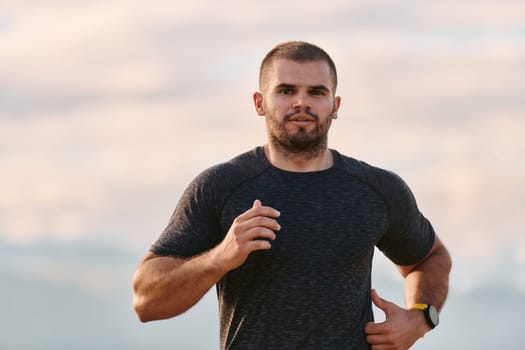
xmin=1 ymin=0 xmax=524 ymax=348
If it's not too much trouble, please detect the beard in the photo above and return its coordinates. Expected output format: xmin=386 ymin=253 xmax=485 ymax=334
xmin=265 ymin=108 xmax=334 ymax=157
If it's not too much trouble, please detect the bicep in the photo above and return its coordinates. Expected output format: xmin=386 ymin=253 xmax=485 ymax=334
xmin=395 ymin=235 xmax=447 ymax=277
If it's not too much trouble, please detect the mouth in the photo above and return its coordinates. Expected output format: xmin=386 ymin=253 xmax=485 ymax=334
xmin=289 ymin=115 xmax=314 ymax=122
xmin=288 ymin=114 xmax=315 ymax=127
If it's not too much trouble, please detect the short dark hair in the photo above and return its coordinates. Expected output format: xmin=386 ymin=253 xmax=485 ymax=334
xmin=259 ymin=41 xmax=338 ymax=91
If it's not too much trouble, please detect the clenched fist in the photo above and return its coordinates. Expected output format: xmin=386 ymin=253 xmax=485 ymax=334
xmin=213 ymin=199 xmax=281 ymax=272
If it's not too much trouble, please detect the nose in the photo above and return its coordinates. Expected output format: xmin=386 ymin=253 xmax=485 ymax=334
xmin=292 ymin=91 xmax=311 ymax=110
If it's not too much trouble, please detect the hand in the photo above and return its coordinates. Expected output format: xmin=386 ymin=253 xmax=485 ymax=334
xmin=213 ymin=199 xmax=281 ymax=272
xmin=364 ymin=289 xmax=430 ymax=350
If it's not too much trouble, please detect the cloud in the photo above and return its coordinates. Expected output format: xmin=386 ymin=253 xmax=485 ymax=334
xmin=0 ymin=87 xmax=264 ymax=242
xmin=0 ymin=1 xmax=524 ymax=295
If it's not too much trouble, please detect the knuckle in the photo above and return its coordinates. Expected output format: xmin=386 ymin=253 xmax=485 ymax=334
xmin=232 ymin=216 xmax=242 ymax=225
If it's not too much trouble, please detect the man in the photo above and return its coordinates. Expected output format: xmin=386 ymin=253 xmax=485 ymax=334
xmin=133 ymin=41 xmax=452 ymax=350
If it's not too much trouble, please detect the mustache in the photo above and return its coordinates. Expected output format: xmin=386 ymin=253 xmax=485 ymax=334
xmin=284 ymin=109 xmax=319 ymax=121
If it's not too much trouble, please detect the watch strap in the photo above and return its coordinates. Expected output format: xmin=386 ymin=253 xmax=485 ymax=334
xmin=410 ymin=303 xmax=429 ymax=311
xmin=410 ymin=303 xmax=438 ymax=329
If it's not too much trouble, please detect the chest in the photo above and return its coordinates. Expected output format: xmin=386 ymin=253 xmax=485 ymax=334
xmin=220 ymin=171 xmax=389 ymax=266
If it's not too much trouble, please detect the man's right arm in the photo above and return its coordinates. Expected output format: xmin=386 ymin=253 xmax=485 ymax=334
xmin=132 ymin=250 xmax=225 ymax=322
xmin=132 ymin=199 xmax=281 ymax=322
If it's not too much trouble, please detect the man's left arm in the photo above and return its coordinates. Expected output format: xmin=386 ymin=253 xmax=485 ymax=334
xmin=397 ymin=235 xmax=452 ymax=312
xmin=365 ymin=236 xmax=452 ymax=349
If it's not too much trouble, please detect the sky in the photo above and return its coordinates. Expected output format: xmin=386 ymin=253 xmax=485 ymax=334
xmin=1 ymin=0 xmax=524 ymax=349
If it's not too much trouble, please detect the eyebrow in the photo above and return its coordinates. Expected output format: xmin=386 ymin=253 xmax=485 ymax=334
xmin=274 ymin=83 xmax=295 ymax=90
xmin=274 ymin=83 xmax=331 ymax=92
xmin=310 ymin=84 xmax=330 ymax=93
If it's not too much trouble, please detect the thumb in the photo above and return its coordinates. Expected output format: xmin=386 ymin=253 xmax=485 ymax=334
xmin=253 ymin=199 xmax=262 ymax=208
xmin=371 ymin=289 xmax=391 ymax=316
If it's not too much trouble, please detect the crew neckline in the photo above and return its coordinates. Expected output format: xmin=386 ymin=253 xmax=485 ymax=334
xmin=256 ymin=146 xmax=339 ymax=175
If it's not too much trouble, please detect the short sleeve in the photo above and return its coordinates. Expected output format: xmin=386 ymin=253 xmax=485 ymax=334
xmin=149 ymin=148 xmax=269 ymax=258
xmin=150 ymin=168 xmax=224 ymax=258
xmin=375 ymin=172 xmax=435 ymax=266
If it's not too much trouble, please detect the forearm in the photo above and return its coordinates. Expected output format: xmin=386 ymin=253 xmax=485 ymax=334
xmin=401 ymin=241 xmax=452 ymax=311
xmin=366 ymin=238 xmax=451 ymax=348
xmin=133 ymin=248 xmax=226 ymax=322
xmin=133 ymin=200 xmax=281 ymax=322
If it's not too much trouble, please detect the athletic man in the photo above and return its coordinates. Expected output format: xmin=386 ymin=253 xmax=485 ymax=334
xmin=133 ymin=41 xmax=452 ymax=349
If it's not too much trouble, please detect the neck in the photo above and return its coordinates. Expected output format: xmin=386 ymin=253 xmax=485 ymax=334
xmin=263 ymin=143 xmax=333 ymax=172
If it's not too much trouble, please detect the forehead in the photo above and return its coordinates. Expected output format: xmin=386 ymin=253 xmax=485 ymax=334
xmin=263 ymin=59 xmax=335 ymax=91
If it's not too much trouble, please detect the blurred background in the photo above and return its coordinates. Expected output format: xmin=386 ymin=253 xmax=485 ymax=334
xmin=1 ymin=0 xmax=524 ymax=349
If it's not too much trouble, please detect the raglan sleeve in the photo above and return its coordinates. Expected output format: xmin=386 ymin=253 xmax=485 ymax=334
xmin=150 ymin=166 xmax=225 ymax=258
xmin=376 ymin=171 xmax=435 ymax=266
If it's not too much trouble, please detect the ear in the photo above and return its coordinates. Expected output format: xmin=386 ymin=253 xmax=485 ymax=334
xmin=332 ymin=96 xmax=341 ymax=119
xmin=253 ymin=92 xmax=265 ymax=116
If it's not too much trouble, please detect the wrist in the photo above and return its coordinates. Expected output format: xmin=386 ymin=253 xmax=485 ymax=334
xmin=409 ymin=308 xmax=432 ymax=338
xmin=409 ymin=303 xmax=439 ymax=330
xmin=207 ymin=244 xmax=232 ymax=276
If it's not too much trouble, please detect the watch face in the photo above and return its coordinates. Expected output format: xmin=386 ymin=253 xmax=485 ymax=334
xmin=428 ymin=305 xmax=439 ymax=328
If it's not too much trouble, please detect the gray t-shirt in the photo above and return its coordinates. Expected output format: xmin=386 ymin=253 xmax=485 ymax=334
xmin=151 ymin=147 xmax=435 ymax=349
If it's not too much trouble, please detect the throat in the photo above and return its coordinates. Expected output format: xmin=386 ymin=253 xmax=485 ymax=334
xmin=264 ymin=144 xmax=334 ymax=172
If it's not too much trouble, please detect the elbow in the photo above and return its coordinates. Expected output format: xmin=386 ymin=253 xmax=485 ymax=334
xmin=425 ymin=236 xmax=453 ymax=274
xmin=132 ymin=273 xmax=158 ymax=323
xmin=444 ymin=247 xmax=452 ymax=273
xmin=133 ymin=294 xmax=155 ymax=323
xmin=134 ymin=296 xmax=186 ymax=322
xmin=133 ymin=287 xmax=186 ymax=322
xmin=436 ymin=241 xmax=453 ymax=275
xmin=132 ymin=254 xmax=189 ymax=322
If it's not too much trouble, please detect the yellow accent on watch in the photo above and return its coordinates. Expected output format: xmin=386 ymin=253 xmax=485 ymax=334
xmin=410 ymin=303 xmax=439 ymax=329
xmin=410 ymin=303 xmax=429 ymax=311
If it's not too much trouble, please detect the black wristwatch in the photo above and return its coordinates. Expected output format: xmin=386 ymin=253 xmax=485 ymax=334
xmin=410 ymin=304 xmax=439 ymax=329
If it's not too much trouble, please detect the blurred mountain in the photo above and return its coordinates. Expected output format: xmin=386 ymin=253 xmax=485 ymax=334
xmin=2 ymin=240 xmax=523 ymax=349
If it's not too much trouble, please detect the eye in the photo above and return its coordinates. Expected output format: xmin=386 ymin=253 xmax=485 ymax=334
xmin=310 ymin=88 xmax=326 ymax=96
xmin=279 ymin=88 xmax=294 ymax=95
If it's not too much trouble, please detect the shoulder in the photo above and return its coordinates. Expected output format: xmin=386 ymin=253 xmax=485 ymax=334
xmin=333 ymin=150 xmax=410 ymax=198
xmin=195 ymin=147 xmax=268 ymax=184
xmin=185 ymin=147 xmax=270 ymax=200
xmin=334 ymin=151 xmax=435 ymax=265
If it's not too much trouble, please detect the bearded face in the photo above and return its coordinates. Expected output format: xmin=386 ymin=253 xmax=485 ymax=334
xmin=254 ymin=59 xmax=341 ymax=158
xmin=265 ymin=107 xmax=336 ymax=156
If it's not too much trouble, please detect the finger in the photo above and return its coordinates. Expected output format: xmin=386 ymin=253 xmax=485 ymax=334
xmin=366 ymin=333 xmax=389 ymax=346
xmin=244 ymin=216 xmax=281 ymax=232
xmin=245 ymin=226 xmax=278 ymax=241
xmin=369 ymin=345 xmax=391 ymax=350
xmin=371 ymin=289 xmax=389 ymax=315
xmin=243 ymin=203 xmax=281 ymax=219
xmin=246 ymin=238 xmax=273 ymax=251
xmin=364 ymin=321 xmax=385 ymax=335
xmin=252 ymin=199 xmax=281 ymax=218
xmin=233 ymin=200 xmax=280 ymax=221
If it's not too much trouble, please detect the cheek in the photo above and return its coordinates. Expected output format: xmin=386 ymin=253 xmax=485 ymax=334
xmin=322 ymin=99 xmax=336 ymax=111
xmin=264 ymin=101 xmax=288 ymax=119
xmin=265 ymin=95 xmax=294 ymax=110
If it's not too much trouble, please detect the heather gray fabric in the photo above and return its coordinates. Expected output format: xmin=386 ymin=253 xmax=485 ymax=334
xmin=151 ymin=146 xmax=435 ymax=349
